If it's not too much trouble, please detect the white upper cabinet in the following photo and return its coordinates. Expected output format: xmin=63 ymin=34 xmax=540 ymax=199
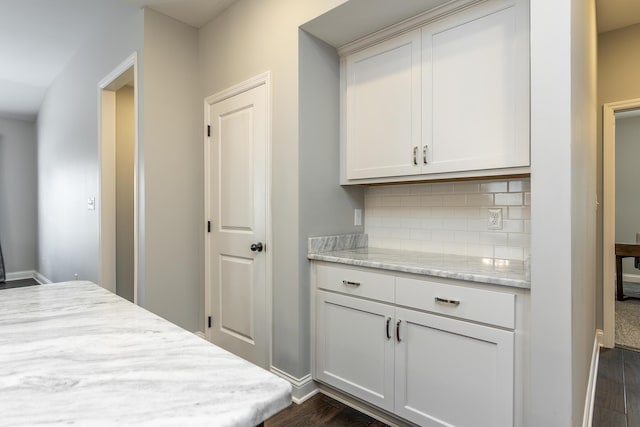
xmin=341 ymin=0 xmax=530 ymax=184
xmin=423 ymin=0 xmax=529 ymax=174
xmin=344 ymin=29 xmax=421 ymax=180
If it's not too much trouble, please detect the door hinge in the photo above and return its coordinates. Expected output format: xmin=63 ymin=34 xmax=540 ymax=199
xmin=208 ymin=316 xmax=212 ymax=328
xmin=207 ymin=221 xmax=211 ymax=233
xmin=207 ymin=125 xmax=211 ymax=137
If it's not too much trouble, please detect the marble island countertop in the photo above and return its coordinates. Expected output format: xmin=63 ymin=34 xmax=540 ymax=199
xmin=0 ymin=281 xmax=291 ymax=426
xmin=308 ymin=235 xmax=529 ymax=289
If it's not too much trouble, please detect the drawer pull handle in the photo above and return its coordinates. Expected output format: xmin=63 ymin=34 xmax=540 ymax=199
xmin=413 ymin=146 xmax=418 ymax=165
xmin=423 ymin=145 xmax=428 ymax=164
xmin=435 ymin=297 xmax=460 ymax=306
xmin=342 ymin=280 xmax=361 ymax=287
xmin=396 ymin=320 xmax=402 ymax=342
xmin=386 ymin=317 xmax=391 ymax=340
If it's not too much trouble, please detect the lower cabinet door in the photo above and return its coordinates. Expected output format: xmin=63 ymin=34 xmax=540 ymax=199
xmin=394 ymin=307 xmax=514 ymax=427
xmin=316 ymin=291 xmax=395 ymax=412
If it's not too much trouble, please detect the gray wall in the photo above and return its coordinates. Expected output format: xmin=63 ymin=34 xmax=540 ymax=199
xmin=116 ymin=86 xmax=135 ymax=302
xmin=615 ymin=115 xmax=640 ymax=273
xmin=597 ymin=23 xmax=640 ymax=326
xmin=198 ymin=0 xmax=350 ymax=379
xmin=530 ymin=0 xmax=597 ymax=425
xmin=298 ymin=29 xmax=364 ymax=374
xmin=142 ymin=8 xmax=202 ymax=331
xmin=0 ymin=117 xmax=37 ymax=274
xmin=37 ymin=2 xmax=143 ymax=283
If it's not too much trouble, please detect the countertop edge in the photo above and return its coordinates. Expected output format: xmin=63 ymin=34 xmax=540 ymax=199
xmin=308 ymin=253 xmax=530 ymax=290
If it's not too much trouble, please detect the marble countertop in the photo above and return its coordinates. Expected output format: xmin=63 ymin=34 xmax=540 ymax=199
xmin=309 ymin=247 xmax=530 ymax=289
xmin=0 ymin=281 xmax=291 ymax=426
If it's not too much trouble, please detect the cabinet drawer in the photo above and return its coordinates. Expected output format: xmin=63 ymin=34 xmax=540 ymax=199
xmin=316 ymin=264 xmax=394 ymax=303
xmin=396 ymin=277 xmax=515 ymax=329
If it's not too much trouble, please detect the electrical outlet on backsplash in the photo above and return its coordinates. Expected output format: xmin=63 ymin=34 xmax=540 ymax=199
xmin=364 ymin=178 xmax=531 ymax=261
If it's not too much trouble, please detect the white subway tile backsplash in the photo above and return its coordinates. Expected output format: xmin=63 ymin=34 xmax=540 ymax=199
xmin=443 ymin=218 xmax=467 ymax=231
xmin=495 ymin=246 xmax=524 ymax=261
xmin=495 ymin=193 xmax=524 ymax=206
xmin=480 ymin=181 xmax=508 ymax=193
xmin=442 ymin=194 xmax=467 ymax=206
xmin=508 ymin=233 xmax=531 ymax=248
xmin=431 ymin=183 xmax=454 ymax=193
xmin=467 ymin=193 xmax=494 ymax=206
xmin=431 ymin=207 xmax=455 ymax=218
xmin=454 ymin=182 xmax=480 ymax=193
xmin=502 ymin=219 xmax=524 ymax=233
xmin=479 ymin=232 xmax=508 ymax=246
xmin=467 ymin=244 xmax=496 ymax=258
xmin=432 ymin=230 xmax=455 ymax=242
xmin=454 ymin=207 xmax=480 ymax=219
xmin=508 ymin=180 xmax=531 ymax=192
xmin=365 ymin=178 xmax=530 ymax=260
xmin=508 ymin=206 xmax=531 ymax=220
xmin=422 ymin=195 xmax=444 ymax=206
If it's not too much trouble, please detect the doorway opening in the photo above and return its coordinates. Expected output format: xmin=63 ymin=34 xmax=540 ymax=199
xmin=603 ymin=98 xmax=640 ymax=349
xmin=98 ymin=53 xmax=139 ymax=303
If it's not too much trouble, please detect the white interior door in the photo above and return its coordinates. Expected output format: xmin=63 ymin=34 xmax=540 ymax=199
xmin=206 ymin=81 xmax=268 ymax=368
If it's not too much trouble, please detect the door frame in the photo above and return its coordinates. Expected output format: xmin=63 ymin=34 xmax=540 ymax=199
xmin=602 ymin=97 xmax=640 ymax=348
xmin=204 ymin=72 xmax=272 ymax=368
xmin=98 ymin=52 xmax=139 ymax=303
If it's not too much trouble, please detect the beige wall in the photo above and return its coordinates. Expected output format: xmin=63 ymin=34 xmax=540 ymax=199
xmin=616 ymin=115 xmax=640 ymax=273
xmin=199 ymin=0 xmax=350 ymax=379
xmin=142 ymin=8 xmax=202 ymax=331
xmin=597 ymin=23 xmax=640 ymax=326
xmin=0 ymin=117 xmax=37 ymax=274
xmin=37 ymin=2 xmax=143 ymax=283
xmin=115 ymin=86 xmax=135 ymax=302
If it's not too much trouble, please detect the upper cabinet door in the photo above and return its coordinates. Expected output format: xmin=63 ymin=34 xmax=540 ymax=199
xmin=344 ymin=29 xmax=422 ymax=180
xmin=422 ymin=0 xmax=530 ymax=174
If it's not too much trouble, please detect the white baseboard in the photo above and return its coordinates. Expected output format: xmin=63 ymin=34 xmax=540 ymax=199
xmin=623 ymin=273 xmax=640 ymax=284
xmin=194 ymin=331 xmax=206 ymax=340
xmin=583 ymin=329 xmax=603 ymax=427
xmin=270 ymin=367 xmax=318 ymax=404
xmin=6 ymin=270 xmax=52 ymax=284
xmin=34 ymin=272 xmax=52 ymax=284
xmin=6 ymin=270 xmax=36 ymax=281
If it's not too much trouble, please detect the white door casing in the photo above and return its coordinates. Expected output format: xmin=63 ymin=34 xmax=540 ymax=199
xmin=602 ymin=98 xmax=640 ymax=348
xmin=98 ymin=52 xmax=139 ymax=303
xmin=204 ymin=74 xmax=271 ymax=369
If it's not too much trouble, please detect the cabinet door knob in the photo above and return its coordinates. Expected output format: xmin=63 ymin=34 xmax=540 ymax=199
xmin=396 ymin=319 xmax=402 ymax=342
xmin=250 ymin=242 xmax=264 ymax=252
xmin=413 ymin=146 xmax=418 ymax=165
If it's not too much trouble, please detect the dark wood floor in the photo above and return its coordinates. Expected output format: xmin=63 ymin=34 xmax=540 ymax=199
xmin=593 ymin=347 xmax=640 ymax=426
xmin=0 ymin=278 xmax=39 ymax=289
xmin=265 ymin=393 xmax=390 ymax=427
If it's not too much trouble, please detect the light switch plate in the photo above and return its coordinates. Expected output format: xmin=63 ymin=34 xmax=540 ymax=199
xmin=354 ymin=209 xmax=362 ymax=226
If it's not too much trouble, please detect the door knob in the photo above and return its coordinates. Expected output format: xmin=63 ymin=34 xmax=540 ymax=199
xmin=250 ymin=242 xmax=264 ymax=252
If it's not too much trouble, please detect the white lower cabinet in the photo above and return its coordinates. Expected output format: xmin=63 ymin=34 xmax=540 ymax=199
xmin=313 ymin=264 xmax=520 ymax=427
xmin=394 ymin=307 xmax=514 ymax=427
xmin=316 ymin=291 xmax=395 ymax=411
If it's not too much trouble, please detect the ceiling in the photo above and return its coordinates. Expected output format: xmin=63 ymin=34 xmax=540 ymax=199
xmin=125 ymin=0 xmax=237 ymax=28
xmin=0 ymin=0 xmax=639 ymax=121
xmin=596 ymin=0 xmax=640 ymax=33
xmin=0 ymin=0 xmax=234 ymax=121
